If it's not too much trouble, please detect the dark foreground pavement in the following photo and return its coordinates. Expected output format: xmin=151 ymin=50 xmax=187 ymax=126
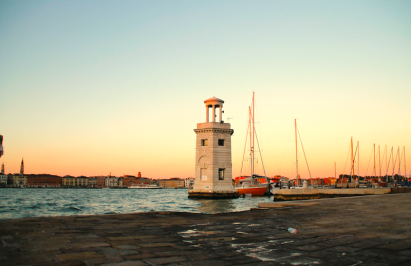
xmin=1 ymin=194 xmax=411 ymax=266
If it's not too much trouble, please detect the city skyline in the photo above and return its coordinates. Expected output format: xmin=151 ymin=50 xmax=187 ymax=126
xmin=1 ymin=1 xmax=410 ymax=179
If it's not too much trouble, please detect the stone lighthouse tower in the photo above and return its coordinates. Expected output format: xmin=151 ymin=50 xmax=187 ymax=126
xmin=188 ymin=97 xmax=238 ymax=198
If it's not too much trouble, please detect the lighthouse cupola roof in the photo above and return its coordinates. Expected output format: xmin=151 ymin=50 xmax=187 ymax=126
xmin=204 ymin=96 xmax=224 ymax=106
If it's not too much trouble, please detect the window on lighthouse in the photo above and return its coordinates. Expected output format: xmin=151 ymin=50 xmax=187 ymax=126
xmin=201 ymin=139 xmax=208 ymax=146
xmin=218 ymin=169 xmax=225 ymax=180
xmin=218 ymin=139 xmax=225 ymax=146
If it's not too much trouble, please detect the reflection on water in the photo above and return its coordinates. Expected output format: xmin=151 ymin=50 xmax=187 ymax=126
xmin=0 ymin=188 xmax=273 ymax=219
xmin=193 ymin=199 xmax=236 ymax=214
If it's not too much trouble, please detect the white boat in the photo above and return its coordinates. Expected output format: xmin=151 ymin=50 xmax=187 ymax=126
xmin=128 ymin=184 xmax=162 ymax=189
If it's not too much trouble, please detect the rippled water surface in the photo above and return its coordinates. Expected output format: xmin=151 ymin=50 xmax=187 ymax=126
xmin=0 ymin=188 xmax=273 ymax=219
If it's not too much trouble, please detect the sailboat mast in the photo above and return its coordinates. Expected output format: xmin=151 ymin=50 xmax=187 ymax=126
xmin=391 ymin=147 xmax=394 ymax=183
xmin=378 ymin=145 xmax=381 ymax=177
xmin=392 ymin=147 xmax=400 ymax=185
xmin=385 ymin=145 xmax=387 ymax=178
xmin=385 ymin=147 xmax=393 ymax=182
xmin=351 ymin=137 xmax=353 ymax=182
xmin=295 ymin=119 xmax=299 ymax=185
xmin=398 ymin=147 xmax=403 ymax=177
xmin=404 ymin=147 xmax=407 ymax=180
xmin=373 ymin=144 xmax=376 ymax=179
xmin=252 ymin=92 xmax=255 ymax=176
xmin=358 ymin=141 xmax=360 ymax=178
xmin=249 ymin=107 xmax=253 ymax=176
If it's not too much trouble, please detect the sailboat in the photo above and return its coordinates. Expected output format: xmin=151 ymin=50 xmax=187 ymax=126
xmin=270 ymin=119 xmax=312 ymax=193
xmin=235 ymin=93 xmax=269 ymax=196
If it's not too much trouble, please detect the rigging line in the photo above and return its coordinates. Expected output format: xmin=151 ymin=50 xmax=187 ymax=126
xmin=365 ymin=146 xmax=373 ymax=177
xmin=385 ymin=147 xmax=393 ymax=179
xmin=350 ymin=144 xmax=359 ymax=177
xmin=254 ymin=126 xmax=267 ymax=178
xmin=235 ymin=111 xmax=250 ymax=176
xmin=398 ymin=148 xmax=404 ymax=176
xmin=378 ymin=145 xmax=384 ymax=178
xmin=297 ymin=127 xmax=312 ymax=179
xmin=240 ymin=114 xmax=251 ymax=176
xmin=391 ymin=147 xmax=400 ymax=179
xmin=342 ymin=145 xmax=351 ymax=176
xmin=381 ymin=145 xmax=387 ymax=177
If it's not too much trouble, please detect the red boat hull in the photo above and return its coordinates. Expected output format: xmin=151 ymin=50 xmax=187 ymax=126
xmin=236 ymin=185 xmax=268 ymax=196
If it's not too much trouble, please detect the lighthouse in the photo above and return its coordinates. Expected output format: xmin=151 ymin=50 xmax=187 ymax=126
xmin=188 ymin=97 xmax=239 ymax=198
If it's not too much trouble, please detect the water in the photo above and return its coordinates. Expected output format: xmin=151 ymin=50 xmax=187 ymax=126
xmin=0 ymin=188 xmax=273 ymax=220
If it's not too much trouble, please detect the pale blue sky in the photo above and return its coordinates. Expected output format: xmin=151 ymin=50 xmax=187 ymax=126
xmin=1 ymin=1 xmax=410 ymax=178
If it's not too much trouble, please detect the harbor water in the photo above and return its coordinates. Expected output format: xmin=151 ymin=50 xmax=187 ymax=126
xmin=0 ymin=188 xmax=273 ymax=220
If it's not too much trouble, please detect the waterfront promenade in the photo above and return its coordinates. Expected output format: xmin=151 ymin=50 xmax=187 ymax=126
xmin=1 ymin=194 xmax=411 ymax=265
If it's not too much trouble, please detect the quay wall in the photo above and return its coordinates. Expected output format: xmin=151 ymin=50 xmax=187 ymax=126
xmin=273 ymin=188 xmax=392 ymax=201
xmin=390 ymin=187 xmax=411 ymax=193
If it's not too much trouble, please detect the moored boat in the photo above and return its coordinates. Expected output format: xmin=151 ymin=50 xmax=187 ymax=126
xmin=235 ymin=93 xmax=269 ymax=196
xmin=237 ymin=183 xmax=269 ymax=196
xmin=128 ymin=184 xmax=162 ymax=189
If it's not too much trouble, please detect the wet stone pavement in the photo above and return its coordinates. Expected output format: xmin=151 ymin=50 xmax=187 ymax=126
xmin=1 ymin=194 xmax=411 ymax=266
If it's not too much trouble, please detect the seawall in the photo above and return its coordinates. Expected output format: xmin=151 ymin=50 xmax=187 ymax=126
xmin=273 ymin=188 xmax=396 ymax=201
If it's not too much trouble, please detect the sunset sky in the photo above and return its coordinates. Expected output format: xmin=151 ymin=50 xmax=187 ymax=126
xmin=1 ymin=1 xmax=410 ymax=179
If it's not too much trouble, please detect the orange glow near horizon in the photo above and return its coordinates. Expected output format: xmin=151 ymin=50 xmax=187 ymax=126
xmin=1 ymin=2 xmax=410 ymax=179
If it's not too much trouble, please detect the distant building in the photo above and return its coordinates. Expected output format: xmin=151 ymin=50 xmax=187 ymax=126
xmin=139 ymin=177 xmax=152 ymax=184
xmin=157 ymin=178 xmax=185 ymax=188
xmin=27 ymin=174 xmax=62 ymax=188
xmin=62 ymin=176 xmax=76 ymax=187
xmin=10 ymin=174 xmax=27 ymax=187
xmin=328 ymin=177 xmax=338 ymax=185
xmin=76 ymin=176 xmax=89 ymax=187
xmin=120 ymin=174 xmax=152 ymax=187
xmin=0 ymin=174 xmax=7 ymax=186
xmin=96 ymin=176 xmax=106 ymax=187
xmin=1 ymin=162 xmax=4 ymax=174
xmin=185 ymin=177 xmax=195 ymax=188
xmin=280 ymin=176 xmax=289 ymax=182
xmin=120 ymin=175 xmax=138 ymax=187
xmin=88 ymin=177 xmax=97 ymax=187
xmin=268 ymin=176 xmax=289 ymax=186
xmin=7 ymin=174 xmax=13 ymax=186
xmin=105 ymin=176 xmax=118 ymax=187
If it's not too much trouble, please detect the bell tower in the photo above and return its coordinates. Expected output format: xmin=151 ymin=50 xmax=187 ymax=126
xmin=188 ymin=97 xmax=238 ymax=198
xmin=0 ymin=135 xmax=3 ymax=158
xmin=20 ymin=158 xmax=24 ymax=175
